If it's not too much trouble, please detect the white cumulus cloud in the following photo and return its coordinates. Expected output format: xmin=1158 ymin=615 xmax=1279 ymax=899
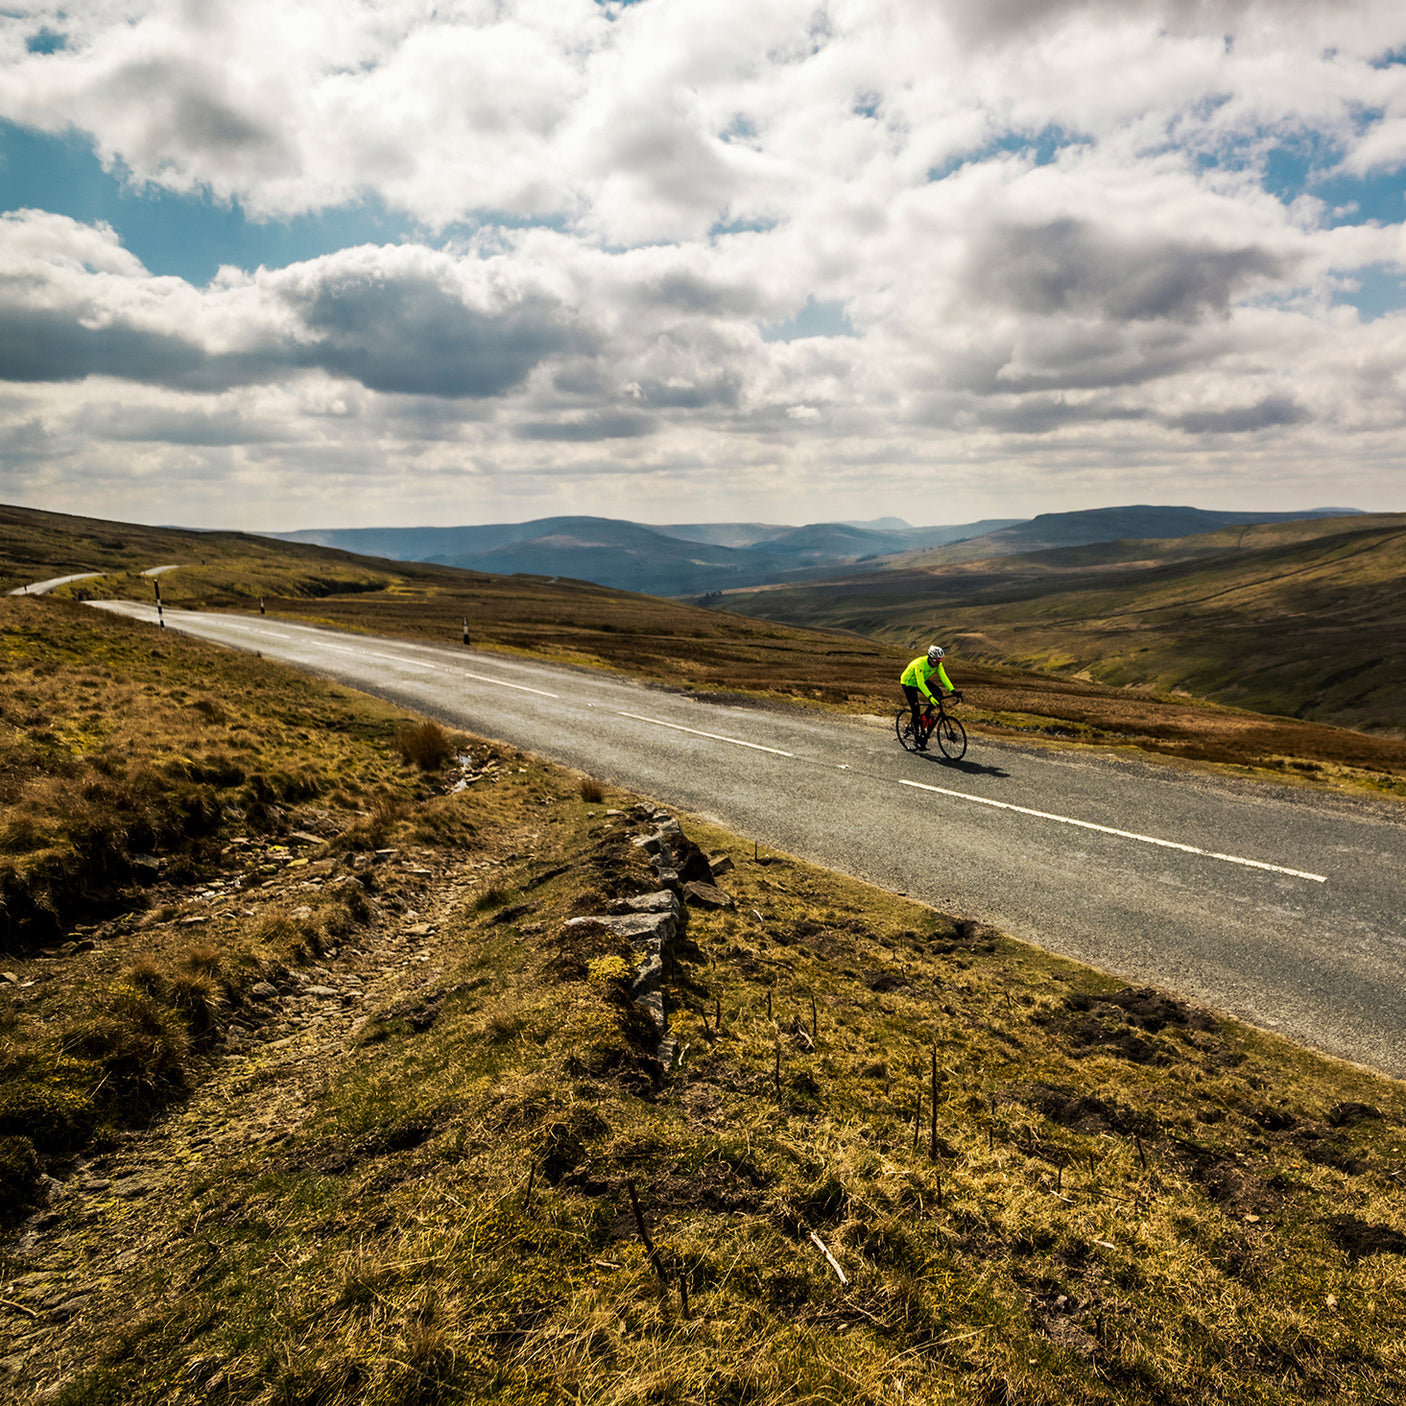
xmin=1 ymin=0 xmax=1405 ymax=525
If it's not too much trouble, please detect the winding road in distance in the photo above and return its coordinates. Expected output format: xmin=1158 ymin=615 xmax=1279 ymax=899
xmin=92 ymin=601 xmax=1406 ymax=1080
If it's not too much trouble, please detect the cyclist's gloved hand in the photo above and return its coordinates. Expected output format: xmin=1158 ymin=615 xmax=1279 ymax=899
xmin=951 ymin=690 xmax=963 ymax=703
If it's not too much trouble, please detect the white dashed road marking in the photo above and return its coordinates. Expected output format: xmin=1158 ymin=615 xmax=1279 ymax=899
xmin=615 ymin=712 xmax=794 ymax=757
xmin=452 ymin=669 xmax=558 ymax=699
xmin=898 ymin=778 xmax=1327 ymax=883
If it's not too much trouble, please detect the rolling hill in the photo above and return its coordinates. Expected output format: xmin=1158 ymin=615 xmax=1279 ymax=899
xmin=713 ymin=513 xmax=1406 ymax=735
xmin=899 ymin=505 xmax=1364 ymax=565
xmin=0 ymin=502 xmax=415 ymax=601
xmin=267 ymin=514 xmax=1029 ymax=595
xmin=264 ymin=507 xmax=1354 ymax=598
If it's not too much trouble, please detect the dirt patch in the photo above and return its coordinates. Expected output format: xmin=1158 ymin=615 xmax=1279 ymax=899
xmin=646 ymin=1159 xmax=772 ymax=1217
xmin=362 ymin=984 xmax=469 ymax=1036
xmin=789 ymin=918 xmax=856 ymax=961
xmin=1043 ymin=984 xmax=1224 ymax=1066
xmin=272 ymin=1117 xmax=440 ymax=1177
xmin=926 ymin=918 xmax=999 ymax=955
xmin=797 ymin=930 xmax=842 ymax=958
xmin=1174 ymin=1141 xmax=1283 ymax=1219
xmin=1327 ymin=1214 xmax=1406 ymax=1259
xmin=862 ymin=969 xmax=910 ymax=993
xmin=1092 ymin=986 xmax=1221 ymax=1034
xmin=1067 ymin=1016 xmax=1168 ymax=1065
xmin=1327 ymin=1101 xmax=1385 ymax=1128
xmin=537 ymin=1110 xmax=610 ymax=1184
xmin=1234 ymin=1104 xmax=1368 ymax=1174
xmin=1018 ymin=1082 xmax=1150 ymax=1137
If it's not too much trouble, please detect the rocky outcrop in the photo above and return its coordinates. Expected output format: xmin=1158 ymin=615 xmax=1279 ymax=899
xmin=570 ymin=808 xmax=734 ymax=1066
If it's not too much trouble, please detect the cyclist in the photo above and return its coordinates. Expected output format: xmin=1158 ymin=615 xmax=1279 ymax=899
xmin=901 ymin=646 xmax=962 ymax=750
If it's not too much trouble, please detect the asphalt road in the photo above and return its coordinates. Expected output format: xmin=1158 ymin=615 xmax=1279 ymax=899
xmin=91 ymin=601 xmax=1406 ymax=1078
xmin=8 ymin=571 xmax=104 ymax=596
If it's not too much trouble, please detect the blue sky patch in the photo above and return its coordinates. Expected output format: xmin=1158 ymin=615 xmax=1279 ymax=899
xmin=761 ymin=296 xmax=855 ymax=342
xmin=928 ymin=125 xmax=1091 ymax=183
xmin=0 ymin=120 xmax=413 ymax=284
xmin=24 ymin=27 xmax=67 ymax=54
xmin=1307 ymin=170 xmax=1405 ymax=227
xmin=710 ymin=215 xmax=778 ymax=238
xmin=1195 ymin=122 xmax=1405 ymax=229
xmin=1333 ymin=263 xmax=1406 ymax=320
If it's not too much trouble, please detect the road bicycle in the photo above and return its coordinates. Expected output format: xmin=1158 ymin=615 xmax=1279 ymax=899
xmin=895 ymin=694 xmax=967 ymax=760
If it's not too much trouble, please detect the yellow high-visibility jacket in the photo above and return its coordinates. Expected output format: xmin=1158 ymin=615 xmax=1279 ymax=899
xmin=901 ymin=655 xmax=953 ymax=702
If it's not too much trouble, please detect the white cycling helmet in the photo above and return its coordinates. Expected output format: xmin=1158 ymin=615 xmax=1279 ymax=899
xmin=927 ymin=645 xmax=945 ymax=662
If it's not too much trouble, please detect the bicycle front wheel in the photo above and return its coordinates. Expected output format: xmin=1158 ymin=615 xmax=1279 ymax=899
xmin=934 ymin=714 xmax=967 ymax=760
xmin=895 ymin=707 xmax=920 ymax=753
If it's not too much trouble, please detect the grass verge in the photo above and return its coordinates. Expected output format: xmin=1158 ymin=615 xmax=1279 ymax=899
xmin=6 ymin=786 xmax=1403 ymax=1404
xmin=0 ymin=596 xmax=507 ymax=1208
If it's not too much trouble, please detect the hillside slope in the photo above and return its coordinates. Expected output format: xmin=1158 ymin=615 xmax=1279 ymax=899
xmin=3 ymin=601 xmax=1404 ymax=1405
xmin=715 ymin=514 xmax=1406 ymax=735
xmin=0 ymin=503 xmax=435 ymax=602
xmin=903 ymin=506 xmax=1365 ymax=566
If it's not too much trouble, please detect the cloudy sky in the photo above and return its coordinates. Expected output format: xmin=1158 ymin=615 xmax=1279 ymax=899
xmin=2 ymin=1 xmax=1404 ymax=531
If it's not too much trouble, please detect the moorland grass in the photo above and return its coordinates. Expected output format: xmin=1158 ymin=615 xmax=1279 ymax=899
xmin=0 ymin=597 xmax=423 ymax=948
xmin=0 ymin=502 xmax=404 ymax=603
xmin=0 ymin=596 xmax=483 ymax=1184
xmin=28 ymin=797 xmax=1406 ymax=1406
xmin=2 ymin=595 xmax=1404 ymax=1405
xmin=393 ymin=719 xmax=457 ymax=771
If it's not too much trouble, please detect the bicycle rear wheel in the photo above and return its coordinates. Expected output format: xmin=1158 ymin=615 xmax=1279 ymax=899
xmin=895 ymin=707 xmax=920 ymax=753
xmin=934 ymin=714 xmax=967 ymax=760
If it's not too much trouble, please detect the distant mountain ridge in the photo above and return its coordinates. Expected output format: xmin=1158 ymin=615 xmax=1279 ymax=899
xmin=265 ymin=515 xmax=1027 ymax=596
xmin=657 ymin=518 xmax=1021 ymax=551
xmin=913 ymin=505 xmax=1363 ymax=564
xmin=265 ymin=506 xmax=1360 ymax=598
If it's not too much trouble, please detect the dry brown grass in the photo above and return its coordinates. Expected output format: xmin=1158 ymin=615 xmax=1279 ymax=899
xmin=0 ymin=597 xmax=427 ymax=950
xmin=0 ymin=501 xmax=401 ymax=603
xmin=393 ymin=718 xmax=457 ymax=771
xmin=27 ymin=800 xmax=1403 ymax=1406
xmin=0 ymin=597 xmax=499 ymax=1209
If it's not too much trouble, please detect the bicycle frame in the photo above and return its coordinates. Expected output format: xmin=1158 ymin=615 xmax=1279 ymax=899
xmin=896 ymin=693 xmax=968 ymax=760
xmin=917 ymin=700 xmax=947 ymax=735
